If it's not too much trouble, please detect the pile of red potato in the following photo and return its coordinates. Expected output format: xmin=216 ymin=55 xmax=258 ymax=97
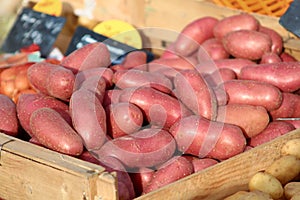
xmin=0 ymin=13 xmax=300 ymax=199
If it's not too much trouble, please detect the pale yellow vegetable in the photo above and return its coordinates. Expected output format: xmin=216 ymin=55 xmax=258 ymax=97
xmin=224 ymin=190 xmax=272 ymax=200
xmin=290 ymin=192 xmax=300 ymax=200
xmin=284 ymin=182 xmax=300 ymax=200
xmin=265 ymin=155 xmax=300 ymax=185
xmin=281 ymin=138 xmax=300 ymax=159
xmin=248 ymin=172 xmax=283 ymax=199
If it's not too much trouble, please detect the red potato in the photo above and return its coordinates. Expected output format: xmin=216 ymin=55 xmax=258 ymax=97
xmin=147 ymin=63 xmax=180 ymax=81
xmin=103 ymin=89 xmax=122 ymax=107
xmin=174 ymin=16 xmax=219 ymax=56
xmin=213 ymin=13 xmax=260 ymax=39
xmin=106 ymin=102 xmax=144 ymax=138
xmin=214 ymin=58 xmax=256 ymax=76
xmin=112 ymin=69 xmax=173 ymax=94
xmin=130 ymin=168 xmax=154 ymax=196
xmin=281 ymin=119 xmax=300 ymax=129
xmin=169 ymin=115 xmax=246 ymax=160
xmin=17 ymin=93 xmax=71 ymax=137
xmin=204 ymin=68 xmax=237 ymax=87
xmin=200 ymin=38 xmax=230 ymax=60
xmin=160 ymin=43 xmax=179 ymax=59
xmin=119 ymin=87 xmax=192 ymax=129
xmin=74 ymin=67 xmax=114 ymax=89
xmin=61 ymin=42 xmax=111 ymax=74
xmin=149 ymin=57 xmax=196 ymax=71
xmin=121 ymin=51 xmax=147 ymax=69
xmin=143 ymin=156 xmax=194 ymax=194
xmin=184 ymin=156 xmax=219 ymax=172
xmin=221 ymin=79 xmax=282 ymax=111
xmin=27 ymin=62 xmax=75 ymax=100
xmin=217 ymin=104 xmax=270 ymax=138
xmin=30 ymin=107 xmax=83 ymax=156
xmin=174 ymin=69 xmax=218 ymax=120
xmin=269 ymin=92 xmax=300 ymax=119
xmin=249 ymin=121 xmax=295 ymax=147
xmin=260 ymin=52 xmax=282 ymax=64
xmin=0 ymin=94 xmax=19 ymax=136
xmin=222 ymin=30 xmax=272 ymax=60
xmin=259 ymin=25 xmax=283 ymax=55
xmin=76 ymin=76 xmax=106 ymax=103
xmin=93 ymin=128 xmax=176 ymax=168
xmin=280 ymin=52 xmax=298 ymax=62
xmin=70 ymin=88 xmax=107 ymax=151
xmin=239 ymin=61 xmax=300 ymax=92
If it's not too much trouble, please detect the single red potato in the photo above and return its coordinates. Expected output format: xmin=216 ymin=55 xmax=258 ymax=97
xmin=169 ymin=115 xmax=246 ymax=160
xmin=213 ymin=13 xmax=260 ymax=39
xmin=143 ymin=156 xmax=194 ymax=194
xmin=214 ymin=58 xmax=256 ymax=76
xmin=174 ymin=69 xmax=218 ymax=120
xmin=30 ymin=107 xmax=83 ymax=156
xmin=119 ymin=87 xmax=192 ymax=129
xmin=130 ymin=168 xmax=154 ymax=196
xmin=61 ymin=42 xmax=111 ymax=74
xmin=0 ymin=94 xmax=19 ymax=136
xmin=222 ymin=30 xmax=272 ymax=60
xmin=106 ymin=102 xmax=144 ymax=138
xmin=249 ymin=121 xmax=295 ymax=147
xmin=217 ymin=104 xmax=270 ymax=138
xmin=70 ymin=88 xmax=107 ymax=151
xmin=260 ymin=52 xmax=282 ymax=64
xmin=204 ymin=68 xmax=237 ymax=87
xmin=93 ymin=128 xmax=176 ymax=168
xmin=175 ymin=16 xmax=219 ymax=56
xmin=239 ymin=61 xmax=300 ymax=92
xmin=184 ymin=156 xmax=219 ymax=172
xmin=121 ymin=51 xmax=147 ymax=69
xmin=200 ymin=38 xmax=230 ymax=60
xmin=17 ymin=93 xmax=71 ymax=137
xmin=221 ymin=79 xmax=282 ymax=111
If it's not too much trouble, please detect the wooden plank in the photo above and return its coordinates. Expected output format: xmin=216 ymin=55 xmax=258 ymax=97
xmin=0 ymin=133 xmax=117 ymax=200
xmin=136 ymin=129 xmax=300 ymax=200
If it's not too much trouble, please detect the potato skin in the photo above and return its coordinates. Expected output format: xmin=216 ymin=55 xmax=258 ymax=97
xmin=184 ymin=156 xmax=218 ymax=172
xmin=239 ymin=61 xmax=300 ymax=92
xmin=30 ymin=107 xmax=83 ymax=156
xmin=143 ymin=156 xmax=194 ymax=194
xmin=260 ymin=52 xmax=282 ymax=64
xmin=259 ymin=26 xmax=283 ymax=55
xmin=281 ymin=138 xmax=300 ymax=159
xmin=269 ymin=93 xmax=300 ymax=119
xmin=169 ymin=115 xmax=246 ymax=160
xmin=16 ymin=93 xmax=71 ymax=137
xmin=214 ymin=58 xmax=256 ymax=76
xmin=249 ymin=121 xmax=295 ymax=147
xmin=213 ymin=13 xmax=260 ymax=39
xmin=284 ymin=182 xmax=300 ymax=200
xmin=175 ymin=16 xmax=219 ymax=56
xmin=0 ymin=94 xmax=19 ymax=136
xmin=106 ymin=102 xmax=144 ymax=138
xmin=199 ymin=38 xmax=230 ymax=60
xmin=94 ymin=128 xmax=176 ymax=168
xmin=222 ymin=30 xmax=272 ymax=60
xmin=217 ymin=104 xmax=269 ymax=138
xmin=174 ymin=69 xmax=218 ymax=120
xmin=221 ymin=79 xmax=282 ymax=111
xmin=70 ymin=88 xmax=107 ymax=151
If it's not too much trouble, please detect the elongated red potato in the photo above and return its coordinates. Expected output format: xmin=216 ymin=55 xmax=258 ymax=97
xmin=121 ymin=50 xmax=147 ymax=69
xmin=17 ymin=93 xmax=71 ymax=136
xmin=27 ymin=62 xmax=75 ymax=100
xmin=70 ymin=88 xmax=107 ymax=151
xmin=214 ymin=58 xmax=256 ymax=76
xmin=119 ymin=87 xmax=192 ymax=129
xmin=204 ymin=68 xmax=237 ymax=87
xmin=143 ymin=156 xmax=194 ymax=194
xmin=112 ymin=69 xmax=173 ymax=94
xmin=221 ymin=79 xmax=282 ymax=111
xmin=269 ymin=92 xmax=300 ymax=119
xmin=61 ymin=42 xmax=111 ymax=74
xmin=106 ymin=102 xmax=144 ymax=138
xmin=93 ymin=128 xmax=176 ymax=168
xmin=174 ymin=16 xmax=219 ymax=56
xmin=259 ymin=25 xmax=283 ymax=55
xmin=30 ymin=107 xmax=83 ymax=156
xmin=183 ymin=156 xmax=219 ymax=172
xmin=0 ymin=94 xmax=19 ymax=136
xmin=169 ymin=115 xmax=246 ymax=160
xmin=130 ymin=168 xmax=154 ymax=196
xmin=76 ymin=76 xmax=106 ymax=103
xmin=239 ymin=61 xmax=300 ymax=92
xmin=213 ymin=13 xmax=260 ymax=39
xmin=217 ymin=104 xmax=270 ymax=138
xmin=249 ymin=121 xmax=295 ymax=147
xmin=174 ymin=69 xmax=218 ymax=120
xmin=222 ymin=30 xmax=272 ymax=60
xmin=200 ymin=38 xmax=230 ymax=60
xmin=149 ymin=57 xmax=196 ymax=71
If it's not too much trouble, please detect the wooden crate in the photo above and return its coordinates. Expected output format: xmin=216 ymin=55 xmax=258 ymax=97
xmin=4 ymin=1 xmax=300 ymax=200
